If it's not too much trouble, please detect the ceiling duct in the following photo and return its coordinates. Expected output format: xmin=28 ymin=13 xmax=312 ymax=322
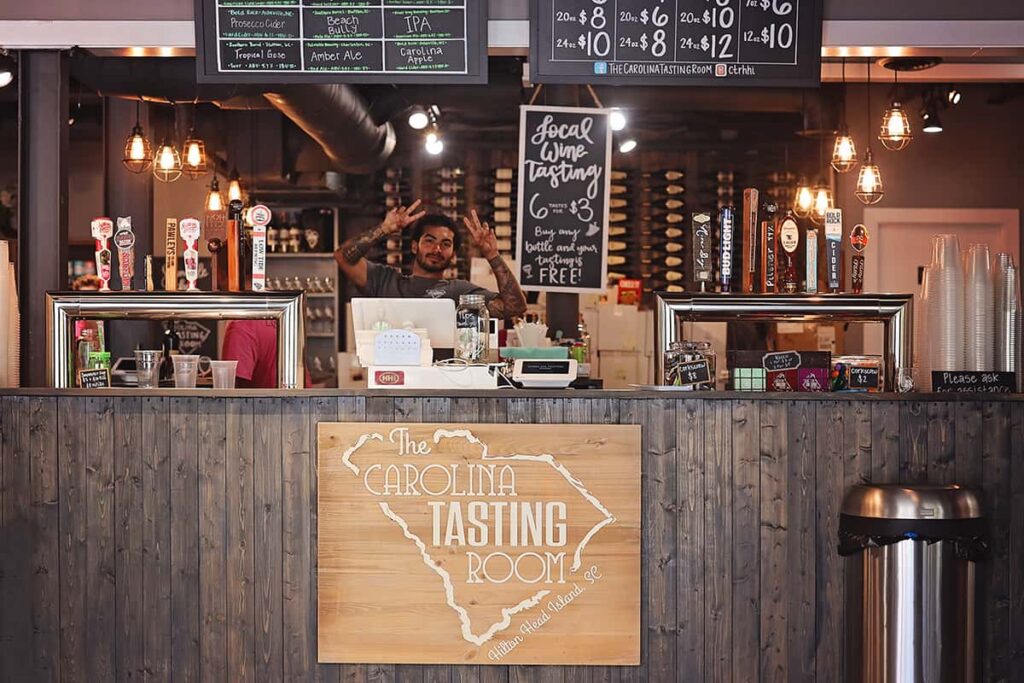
xmin=69 ymin=55 xmax=396 ymax=173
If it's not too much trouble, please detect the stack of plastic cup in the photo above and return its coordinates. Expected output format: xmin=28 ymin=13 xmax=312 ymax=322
xmin=916 ymin=265 xmax=932 ymax=391
xmin=994 ymin=253 xmax=1018 ymax=374
xmin=927 ymin=235 xmax=966 ymax=373
xmin=964 ymin=243 xmax=994 ymax=372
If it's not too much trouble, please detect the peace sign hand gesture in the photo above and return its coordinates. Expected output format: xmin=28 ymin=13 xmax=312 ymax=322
xmin=463 ymin=209 xmax=499 ymax=260
xmin=380 ymin=199 xmax=426 ymax=235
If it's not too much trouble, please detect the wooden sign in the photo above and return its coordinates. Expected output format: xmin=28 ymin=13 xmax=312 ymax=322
xmin=516 ymin=105 xmax=612 ymax=293
xmin=530 ymin=0 xmax=823 ymax=87
xmin=932 ymin=371 xmax=1016 ymax=393
xmin=78 ymin=368 xmax=111 ymax=389
xmin=194 ymin=0 xmax=488 ymax=83
xmin=317 ymin=422 xmax=641 ymax=665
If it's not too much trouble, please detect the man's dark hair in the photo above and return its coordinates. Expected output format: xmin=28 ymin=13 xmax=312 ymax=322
xmin=411 ymin=213 xmax=462 ymax=252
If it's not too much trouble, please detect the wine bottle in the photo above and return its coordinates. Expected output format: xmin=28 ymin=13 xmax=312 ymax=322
xmin=644 ymin=198 xmax=684 ymax=211
xmin=642 ymin=212 xmax=684 ymax=224
xmin=608 ymin=212 xmax=629 ymax=223
xmin=160 ymin=322 xmax=179 ymax=382
xmin=664 ymin=227 xmax=684 ymax=239
xmin=664 ymin=271 xmax=684 ymax=282
xmin=436 ymin=181 xmax=464 ymax=194
xmin=643 ymin=170 xmax=685 ymax=181
xmin=494 ymin=168 xmax=515 ymax=181
xmin=611 ymin=170 xmax=630 ymax=181
xmin=610 ymin=184 xmax=630 ymax=195
xmin=645 ymin=184 xmax=685 ymax=195
xmin=609 ymin=198 xmax=630 ymax=209
xmin=493 ymin=210 xmax=513 ymax=223
xmin=664 ymin=256 xmax=683 ymax=268
xmin=436 ymin=196 xmax=465 ymax=209
xmin=382 ymin=181 xmax=410 ymax=194
xmin=492 ymin=196 xmax=515 ymax=210
xmin=609 ymin=226 xmax=628 ymax=237
xmin=608 ymin=255 xmax=628 ymax=266
xmin=665 ymin=242 xmax=684 ymax=253
xmin=492 ymin=181 xmax=514 ymax=195
xmin=607 ymin=241 xmax=629 ymax=252
xmin=493 ymin=225 xmax=514 ymax=238
xmin=436 ymin=167 xmax=465 ymax=180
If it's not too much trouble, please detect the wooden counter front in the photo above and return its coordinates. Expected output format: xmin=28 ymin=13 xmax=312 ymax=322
xmin=1 ymin=390 xmax=1021 ymax=681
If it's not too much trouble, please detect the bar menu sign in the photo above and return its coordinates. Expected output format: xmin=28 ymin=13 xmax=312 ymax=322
xmin=530 ymin=0 xmax=822 ymax=87
xmin=516 ymin=105 xmax=612 ymax=294
xmin=194 ymin=0 xmax=487 ymax=83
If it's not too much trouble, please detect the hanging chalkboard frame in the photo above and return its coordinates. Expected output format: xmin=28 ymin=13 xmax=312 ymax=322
xmin=194 ymin=0 xmax=488 ymax=84
xmin=529 ymin=0 xmax=823 ymax=87
xmin=515 ymin=104 xmax=612 ymax=294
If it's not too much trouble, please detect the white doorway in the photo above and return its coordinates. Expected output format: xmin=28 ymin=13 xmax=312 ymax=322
xmin=861 ymin=208 xmax=1020 ymax=356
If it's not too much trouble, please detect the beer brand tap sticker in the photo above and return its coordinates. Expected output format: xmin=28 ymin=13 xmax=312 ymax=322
xmin=317 ymin=422 xmax=641 ymax=665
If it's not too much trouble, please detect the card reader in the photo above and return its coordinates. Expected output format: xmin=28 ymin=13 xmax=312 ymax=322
xmin=512 ymin=359 xmax=578 ymax=389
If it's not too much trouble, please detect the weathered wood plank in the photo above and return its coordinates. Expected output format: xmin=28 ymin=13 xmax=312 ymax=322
xmin=703 ymin=400 xmax=732 ymax=683
xmin=786 ymin=400 xmax=815 ymax=683
xmin=564 ymin=398 xmax=594 ymax=683
xmin=925 ymin=402 xmax=955 ymax=484
xmin=869 ymin=402 xmax=900 ymax=484
xmin=814 ymin=402 xmax=843 ymax=683
xmin=954 ymin=400 xmax=984 ymax=489
xmin=422 ymin=397 xmax=454 ymax=683
xmin=843 ymin=401 xmax=872 ymax=490
xmin=114 ymin=396 xmax=144 ymax=682
xmin=1010 ymin=403 xmax=1024 ymax=670
xmin=170 ymin=396 xmax=200 ymax=682
xmin=311 ymin=397 xmax=340 ymax=683
xmin=731 ymin=400 xmax=759 ymax=683
xmin=226 ymin=398 xmax=257 ymax=683
xmin=87 ymin=396 xmax=116 ymax=682
xmin=283 ymin=397 xmax=315 ymax=682
xmin=982 ymin=401 xmax=1011 ymax=682
xmin=142 ymin=397 xmax=172 ymax=681
xmin=898 ymin=401 xmax=928 ymax=483
xmin=199 ymin=399 xmax=229 ymax=683
xmin=644 ymin=398 xmax=677 ymax=683
xmin=1 ymin=398 xmax=31 ymax=681
xmin=758 ymin=401 xmax=787 ymax=682
xmin=254 ymin=398 xmax=285 ymax=683
xmin=616 ymin=398 xmax=642 ymax=683
xmin=675 ymin=400 xmax=703 ymax=681
xmin=363 ymin=397 xmax=396 ymax=683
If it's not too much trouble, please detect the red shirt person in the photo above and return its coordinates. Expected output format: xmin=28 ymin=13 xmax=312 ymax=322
xmin=221 ymin=319 xmax=311 ymax=388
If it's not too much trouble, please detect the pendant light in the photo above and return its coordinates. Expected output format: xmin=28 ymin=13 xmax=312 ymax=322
xmin=227 ymin=166 xmax=243 ymax=202
xmin=153 ymin=137 xmax=182 ymax=183
xmin=122 ymin=100 xmax=154 ymax=174
xmin=879 ymin=67 xmax=912 ymax=151
xmin=856 ymin=63 xmax=885 ymax=205
xmin=181 ymin=108 xmax=208 ymax=180
xmin=206 ymin=175 xmax=224 ymax=212
xmin=809 ymin=137 xmax=834 ymax=226
xmin=831 ymin=58 xmax=858 ymax=173
xmin=793 ymin=179 xmax=814 ymax=217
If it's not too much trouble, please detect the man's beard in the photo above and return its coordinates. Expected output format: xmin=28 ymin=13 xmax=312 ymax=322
xmin=415 ymin=252 xmax=451 ymax=273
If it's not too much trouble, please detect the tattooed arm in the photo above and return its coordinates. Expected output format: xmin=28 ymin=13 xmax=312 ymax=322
xmin=463 ymin=210 xmax=527 ymax=320
xmin=333 ymin=200 xmax=425 ymax=288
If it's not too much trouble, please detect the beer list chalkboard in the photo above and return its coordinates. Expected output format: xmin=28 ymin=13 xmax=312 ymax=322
xmin=516 ymin=105 xmax=612 ymax=293
xmin=530 ymin=0 xmax=822 ymax=86
xmin=194 ymin=0 xmax=487 ymax=83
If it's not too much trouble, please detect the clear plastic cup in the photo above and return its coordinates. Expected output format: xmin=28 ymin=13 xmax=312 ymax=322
xmin=134 ymin=349 xmax=163 ymax=389
xmin=210 ymin=360 xmax=238 ymax=389
xmin=171 ymin=354 xmax=210 ymax=388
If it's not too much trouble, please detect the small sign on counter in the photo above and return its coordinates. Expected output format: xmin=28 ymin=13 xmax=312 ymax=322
xmin=670 ymin=358 xmax=711 ymax=387
xmin=932 ymin=371 xmax=1016 ymax=393
xmin=78 ymin=368 xmax=111 ymax=389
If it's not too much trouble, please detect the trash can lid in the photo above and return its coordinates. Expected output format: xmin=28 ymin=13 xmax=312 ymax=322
xmin=841 ymin=484 xmax=983 ymax=520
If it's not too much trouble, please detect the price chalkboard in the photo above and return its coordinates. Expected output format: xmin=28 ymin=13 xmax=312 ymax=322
xmin=78 ymin=368 xmax=112 ymax=389
xmin=762 ymin=350 xmax=801 ymax=372
xmin=671 ymin=358 xmax=711 ymax=387
xmin=194 ymin=0 xmax=487 ymax=83
xmin=849 ymin=365 xmax=880 ymax=390
xmin=531 ymin=0 xmax=822 ymax=87
xmin=515 ymin=105 xmax=612 ymax=293
xmin=932 ymin=371 xmax=1016 ymax=394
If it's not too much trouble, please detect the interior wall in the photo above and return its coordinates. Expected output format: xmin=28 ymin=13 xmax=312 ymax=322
xmin=836 ymin=83 xmax=1024 ymax=352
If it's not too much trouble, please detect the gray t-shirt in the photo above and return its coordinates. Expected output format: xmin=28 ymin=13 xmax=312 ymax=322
xmin=362 ymin=261 xmax=496 ymax=303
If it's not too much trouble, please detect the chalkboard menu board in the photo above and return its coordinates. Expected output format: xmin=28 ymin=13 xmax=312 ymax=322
xmin=530 ymin=0 xmax=822 ymax=87
xmin=515 ymin=105 xmax=612 ymax=293
xmin=194 ymin=0 xmax=487 ymax=83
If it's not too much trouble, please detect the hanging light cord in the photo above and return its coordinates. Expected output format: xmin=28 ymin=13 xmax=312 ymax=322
xmin=865 ymin=62 xmax=871 ymax=151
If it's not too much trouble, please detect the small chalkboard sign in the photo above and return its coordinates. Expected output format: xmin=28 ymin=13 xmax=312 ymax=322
xmin=763 ymin=350 xmax=801 ymax=372
xmin=78 ymin=368 xmax=112 ymax=389
xmin=671 ymin=359 xmax=711 ymax=387
xmin=516 ymin=105 xmax=612 ymax=293
xmin=850 ymin=366 xmax=881 ymax=390
xmin=932 ymin=371 xmax=1016 ymax=394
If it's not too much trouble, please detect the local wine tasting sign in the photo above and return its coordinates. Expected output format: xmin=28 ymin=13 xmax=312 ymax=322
xmin=317 ymin=422 xmax=641 ymax=665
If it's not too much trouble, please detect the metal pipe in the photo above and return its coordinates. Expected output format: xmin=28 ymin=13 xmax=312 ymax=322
xmin=46 ymin=290 xmax=305 ymax=388
xmin=654 ymin=292 xmax=914 ymax=390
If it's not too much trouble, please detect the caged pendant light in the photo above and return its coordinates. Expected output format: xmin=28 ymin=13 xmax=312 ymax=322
xmin=181 ymin=120 xmax=208 ymax=179
xmin=879 ymin=67 xmax=912 ymax=151
xmin=856 ymin=63 xmax=885 ymax=205
xmin=122 ymin=100 xmax=154 ymax=174
xmin=153 ymin=138 xmax=183 ymax=183
xmin=831 ymin=59 xmax=858 ymax=173
xmin=206 ymin=175 xmax=224 ymax=212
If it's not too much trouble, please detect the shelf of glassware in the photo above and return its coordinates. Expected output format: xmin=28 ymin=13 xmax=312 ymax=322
xmin=266 ymin=253 xmax=339 ymax=386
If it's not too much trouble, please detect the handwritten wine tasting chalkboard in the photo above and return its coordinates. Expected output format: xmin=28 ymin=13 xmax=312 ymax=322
xmin=530 ymin=0 xmax=823 ymax=86
xmin=516 ymin=105 xmax=612 ymax=294
xmin=194 ymin=0 xmax=487 ymax=83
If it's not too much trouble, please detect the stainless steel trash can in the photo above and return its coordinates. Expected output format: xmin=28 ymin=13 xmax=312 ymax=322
xmin=840 ymin=484 xmax=986 ymax=683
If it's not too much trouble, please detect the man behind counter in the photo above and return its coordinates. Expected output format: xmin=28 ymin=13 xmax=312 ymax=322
xmin=333 ymin=200 xmax=527 ymax=320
